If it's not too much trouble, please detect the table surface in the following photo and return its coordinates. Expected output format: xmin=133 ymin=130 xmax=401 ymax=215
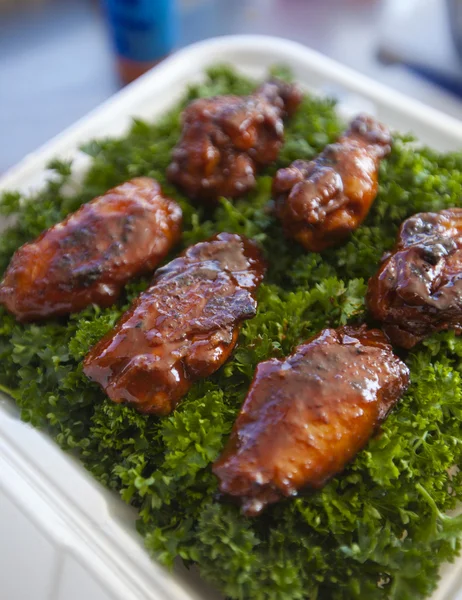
xmin=1 ymin=0 xmax=462 ymax=174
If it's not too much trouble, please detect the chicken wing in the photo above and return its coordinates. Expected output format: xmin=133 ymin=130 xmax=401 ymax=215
xmin=273 ymin=114 xmax=391 ymax=252
xmin=167 ymin=79 xmax=302 ymax=202
xmin=0 ymin=178 xmax=182 ymax=322
xmin=213 ymin=325 xmax=409 ymax=516
xmin=367 ymin=208 xmax=462 ymax=348
xmin=83 ymin=233 xmax=265 ymax=416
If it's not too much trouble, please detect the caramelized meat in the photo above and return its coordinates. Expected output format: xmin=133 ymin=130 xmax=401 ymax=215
xmin=0 ymin=178 xmax=182 ymax=322
xmin=167 ymin=80 xmax=302 ymax=202
xmin=83 ymin=233 xmax=265 ymax=416
xmin=273 ymin=115 xmax=391 ymax=252
xmin=213 ymin=325 xmax=409 ymax=516
xmin=367 ymin=208 xmax=462 ymax=348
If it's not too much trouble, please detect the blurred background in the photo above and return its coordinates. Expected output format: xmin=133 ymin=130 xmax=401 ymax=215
xmin=2 ymin=0 xmax=462 ymax=173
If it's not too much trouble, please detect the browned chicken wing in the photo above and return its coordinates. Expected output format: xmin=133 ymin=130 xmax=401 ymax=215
xmin=83 ymin=233 xmax=265 ymax=416
xmin=273 ymin=114 xmax=391 ymax=252
xmin=367 ymin=208 xmax=462 ymax=349
xmin=167 ymin=80 xmax=302 ymax=202
xmin=213 ymin=325 xmax=409 ymax=516
xmin=0 ymin=178 xmax=182 ymax=322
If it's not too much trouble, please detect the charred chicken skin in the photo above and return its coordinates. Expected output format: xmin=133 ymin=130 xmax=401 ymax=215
xmin=213 ymin=325 xmax=409 ymax=516
xmin=83 ymin=233 xmax=265 ymax=416
xmin=367 ymin=208 xmax=462 ymax=349
xmin=0 ymin=178 xmax=182 ymax=322
xmin=167 ymin=79 xmax=302 ymax=202
xmin=273 ymin=114 xmax=391 ymax=252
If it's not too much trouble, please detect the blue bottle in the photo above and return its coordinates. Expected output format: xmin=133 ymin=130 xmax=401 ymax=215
xmin=103 ymin=0 xmax=177 ymax=84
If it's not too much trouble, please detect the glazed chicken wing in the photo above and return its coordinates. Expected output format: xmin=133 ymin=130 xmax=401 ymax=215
xmin=213 ymin=325 xmax=409 ymax=516
xmin=0 ymin=178 xmax=182 ymax=322
xmin=167 ymin=79 xmax=302 ymax=202
xmin=367 ymin=208 xmax=462 ymax=348
xmin=273 ymin=115 xmax=391 ymax=252
xmin=83 ymin=233 xmax=265 ymax=416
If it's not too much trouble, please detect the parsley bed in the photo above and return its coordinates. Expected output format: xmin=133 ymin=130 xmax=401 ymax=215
xmin=1 ymin=66 xmax=462 ymax=600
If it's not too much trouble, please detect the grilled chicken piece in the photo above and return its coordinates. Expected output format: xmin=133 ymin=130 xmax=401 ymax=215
xmin=83 ymin=233 xmax=265 ymax=416
xmin=273 ymin=114 xmax=391 ymax=252
xmin=167 ymin=79 xmax=302 ymax=202
xmin=0 ymin=178 xmax=182 ymax=322
xmin=367 ymin=208 xmax=462 ymax=349
xmin=213 ymin=325 xmax=409 ymax=516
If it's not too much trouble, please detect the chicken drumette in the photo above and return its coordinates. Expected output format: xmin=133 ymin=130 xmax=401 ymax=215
xmin=167 ymin=80 xmax=302 ymax=202
xmin=84 ymin=233 xmax=265 ymax=416
xmin=273 ymin=115 xmax=391 ymax=252
xmin=0 ymin=177 xmax=182 ymax=321
xmin=367 ymin=208 xmax=462 ymax=348
xmin=213 ymin=325 xmax=409 ymax=516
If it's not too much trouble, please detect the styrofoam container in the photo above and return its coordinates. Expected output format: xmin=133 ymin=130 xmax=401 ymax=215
xmin=1 ymin=35 xmax=462 ymax=600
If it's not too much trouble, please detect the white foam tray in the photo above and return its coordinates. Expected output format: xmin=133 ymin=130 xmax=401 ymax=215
xmin=1 ymin=35 xmax=462 ymax=600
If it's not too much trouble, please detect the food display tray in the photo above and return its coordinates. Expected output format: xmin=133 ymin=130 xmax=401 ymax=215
xmin=1 ymin=35 xmax=462 ymax=600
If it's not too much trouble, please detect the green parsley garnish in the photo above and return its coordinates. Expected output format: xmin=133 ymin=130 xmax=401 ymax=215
xmin=1 ymin=66 xmax=462 ymax=599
